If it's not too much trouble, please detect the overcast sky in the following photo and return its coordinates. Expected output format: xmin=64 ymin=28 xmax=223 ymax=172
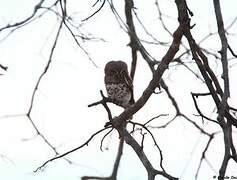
xmin=0 ymin=0 xmax=237 ymax=180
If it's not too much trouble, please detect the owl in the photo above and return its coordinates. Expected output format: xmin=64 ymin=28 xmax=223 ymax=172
xmin=104 ymin=60 xmax=134 ymax=108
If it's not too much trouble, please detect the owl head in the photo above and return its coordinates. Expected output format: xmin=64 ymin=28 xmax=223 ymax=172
xmin=104 ymin=60 xmax=129 ymax=76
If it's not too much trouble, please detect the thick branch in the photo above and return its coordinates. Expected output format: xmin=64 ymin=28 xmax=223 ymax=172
xmin=116 ymin=25 xmax=183 ymax=123
xmin=219 ymin=122 xmax=232 ymax=179
xmin=128 ymin=121 xmax=165 ymax=172
xmin=111 ymin=136 xmax=124 ymax=178
xmin=124 ymin=0 xmax=138 ymax=81
xmin=213 ymin=0 xmax=230 ymax=98
xmin=88 ymin=25 xmax=183 ymax=179
xmin=175 ymin=1 xmax=237 ymax=179
xmin=124 ymin=130 xmax=178 ymax=180
xmin=82 ymin=135 xmax=124 ymax=180
xmin=213 ymin=1 xmax=230 ymax=135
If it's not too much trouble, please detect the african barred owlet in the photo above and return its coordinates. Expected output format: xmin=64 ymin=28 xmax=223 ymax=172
xmin=104 ymin=60 xmax=134 ymax=108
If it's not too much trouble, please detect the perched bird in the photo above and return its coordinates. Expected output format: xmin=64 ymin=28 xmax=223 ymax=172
xmin=104 ymin=60 xmax=134 ymax=108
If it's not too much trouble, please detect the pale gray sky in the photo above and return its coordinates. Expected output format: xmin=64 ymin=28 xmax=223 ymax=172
xmin=0 ymin=0 xmax=236 ymax=180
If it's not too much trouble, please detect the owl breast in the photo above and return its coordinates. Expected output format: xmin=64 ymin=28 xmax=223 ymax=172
xmin=106 ymin=83 xmax=132 ymax=108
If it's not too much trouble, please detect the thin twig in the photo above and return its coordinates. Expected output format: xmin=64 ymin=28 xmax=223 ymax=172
xmin=144 ymin=114 xmax=169 ymax=126
xmin=191 ymin=92 xmax=219 ymax=124
xmin=0 ymin=0 xmax=47 ymax=32
xmin=195 ymin=133 xmax=215 ymax=179
xmin=124 ymin=130 xmax=178 ymax=180
xmin=228 ymin=44 xmax=237 ymax=58
xmin=100 ymin=128 xmax=114 ymax=151
xmin=26 ymin=14 xmax=64 ymax=154
xmin=128 ymin=120 xmax=165 ymax=171
xmin=34 ymin=127 xmax=110 ymax=172
xmin=0 ymin=64 xmax=8 ymax=71
xmin=82 ymin=0 xmax=106 ymax=21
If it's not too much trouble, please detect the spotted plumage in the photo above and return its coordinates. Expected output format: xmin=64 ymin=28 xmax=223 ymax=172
xmin=104 ymin=60 xmax=134 ymax=108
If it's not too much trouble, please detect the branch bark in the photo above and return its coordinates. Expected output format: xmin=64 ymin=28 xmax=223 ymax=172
xmin=174 ymin=0 xmax=237 ymax=179
xmin=124 ymin=0 xmax=138 ymax=81
xmin=115 ymin=25 xmax=183 ymax=123
xmin=124 ymin=130 xmax=178 ymax=180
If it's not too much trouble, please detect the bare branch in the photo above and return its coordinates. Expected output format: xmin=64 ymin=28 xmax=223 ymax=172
xmin=173 ymin=56 xmax=205 ymax=82
xmin=82 ymin=0 xmax=106 ymax=22
xmin=0 ymin=64 xmax=8 ymax=71
xmin=160 ymin=79 xmax=181 ymax=115
xmin=0 ymin=0 xmax=48 ymax=33
xmin=191 ymin=92 xmax=219 ymax=124
xmin=219 ymin=122 xmax=232 ymax=179
xmin=34 ymin=127 xmax=110 ymax=172
xmin=0 ymin=113 xmax=26 ymax=120
xmin=27 ymin=16 xmax=63 ymax=116
xmin=82 ymin=132 xmax=124 ymax=180
xmin=28 ymin=116 xmax=58 ymax=154
xmin=144 ymin=114 xmax=169 ymax=126
xmin=124 ymin=130 xmax=178 ymax=180
xmin=88 ymin=90 xmax=115 ymax=123
xmin=59 ymin=1 xmax=98 ymax=67
xmin=180 ymin=114 xmax=213 ymax=137
xmin=228 ymin=44 xmax=237 ymax=58
xmin=82 ymin=177 xmax=111 ymax=180
xmin=155 ymin=0 xmax=189 ymax=51
xmin=87 ymin=23 xmax=183 ymax=179
xmin=174 ymin=1 xmax=237 ymax=179
xmin=195 ymin=133 xmax=215 ymax=179
xmin=110 ymin=136 xmax=124 ymax=178
xmin=24 ymin=14 xmax=64 ymax=155
xmin=114 ymin=25 xmax=183 ymax=125
xmin=226 ymin=16 xmax=237 ymax=30
xmin=133 ymin=9 xmax=169 ymax=46
xmin=1 ymin=0 xmax=236 ymax=179
xmin=100 ymin=128 xmax=114 ymax=151
xmin=124 ymin=0 xmax=138 ymax=81
xmin=128 ymin=120 xmax=166 ymax=172
xmin=147 ymin=115 xmax=177 ymax=129
xmin=213 ymin=0 xmax=230 ymax=125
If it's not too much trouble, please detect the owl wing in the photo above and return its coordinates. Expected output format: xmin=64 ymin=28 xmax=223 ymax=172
xmin=121 ymin=70 xmax=135 ymax=104
xmin=119 ymin=69 xmax=131 ymax=86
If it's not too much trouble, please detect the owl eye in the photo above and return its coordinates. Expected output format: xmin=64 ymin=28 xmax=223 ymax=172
xmin=120 ymin=70 xmax=126 ymax=75
xmin=111 ymin=69 xmax=118 ymax=75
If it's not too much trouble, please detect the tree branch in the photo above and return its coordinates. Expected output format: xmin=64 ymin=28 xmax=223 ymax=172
xmin=195 ymin=133 xmax=215 ymax=179
xmin=228 ymin=44 xmax=237 ymax=58
xmin=25 ymin=13 xmax=64 ymax=155
xmin=124 ymin=0 xmax=138 ymax=81
xmin=191 ymin=92 xmax=219 ymax=124
xmin=82 ymin=0 xmax=106 ymax=22
xmin=174 ymin=1 xmax=237 ymax=179
xmin=0 ymin=64 xmax=8 ymax=71
xmin=128 ymin=120 xmax=165 ymax=172
xmin=124 ymin=130 xmax=178 ymax=180
xmin=114 ymin=25 xmax=183 ymax=124
xmin=0 ymin=0 xmax=48 ymax=33
xmin=213 ymin=0 xmax=230 ymax=125
xmin=34 ymin=127 xmax=110 ymax=172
